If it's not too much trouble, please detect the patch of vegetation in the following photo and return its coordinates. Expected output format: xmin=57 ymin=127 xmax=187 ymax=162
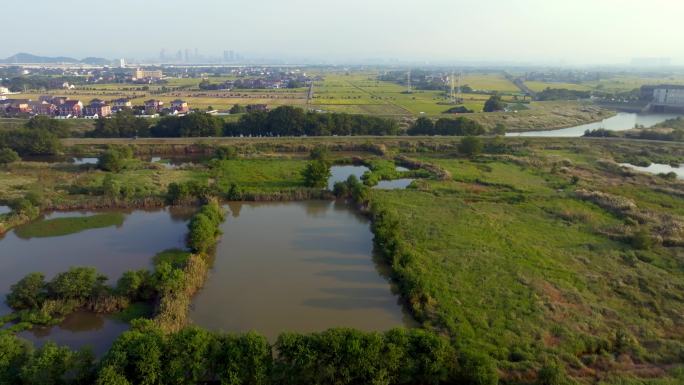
xmin=14 ymin=213 xmax=125 ymax=239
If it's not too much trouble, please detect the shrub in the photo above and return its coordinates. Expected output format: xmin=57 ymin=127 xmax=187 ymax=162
xmin=302 ymin=159 xmax=331 ymax=188
xmin=631 ymin=228 xmax=653 ymax=250
xmin=0 ymin=147 xmax=19 ymax=165
xmin=98 ymin=146 xmax=133 ymax=172
xmin=214 ymin=146 xmax=238 ymax=160
xmin=458 ymin=136 xmax=484 ymax=157
xmin=187 ymin=201 xmax=225 ymax=253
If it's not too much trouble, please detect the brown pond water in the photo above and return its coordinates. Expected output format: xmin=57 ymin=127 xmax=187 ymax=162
xmin=17 ymin=311 xmax=130 ymax=357
xmin=0 ymin=207 xmax=193 ymax=354
xmin=189 ymin=201 xmax=413 ymax=341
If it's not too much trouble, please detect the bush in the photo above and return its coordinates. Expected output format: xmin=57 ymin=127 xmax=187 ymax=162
xmin=98 ymin=146 xmax=133 ymax=172
xmin=536 ymin=359 xmax=568 ymax=385
xmin=187 ymin=201 xmax=225 ymax=253
xmin=630 ymin=228 xmax=653 ymax=250
xmin=0 ymin=147 xmax=19 ymax=165
xmin=456 ymin=350 xmax=498 ymax=385
xmin=458 ymin=136 xmax=483 ymax=157
xmin=302 ymin=159 xmax=331 ymax=188
xmin=214 ymin=146 xmax=238 ymax=160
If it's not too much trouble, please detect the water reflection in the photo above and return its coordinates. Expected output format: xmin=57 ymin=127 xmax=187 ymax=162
xmin=0 ymin=206 xmax=10 ymax=215
xmin=18 ymin=311 xmax=129 ymax=357
xmin=190 ymin=201 xmax=411 ymax=340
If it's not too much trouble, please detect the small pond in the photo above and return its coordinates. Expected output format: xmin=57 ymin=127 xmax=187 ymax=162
xmin=373 ymin=179 xmax=415 ymax=190
xmin=620 ymin=163 xmax=684 ymax=180
xmin=17 ymin=311 xmax=129 ymax=357
xmin=73 ymin=157 xmax=99 ymax=165
xmin=190 ymin=201 xmax=412 ymax=340
xmin=0 ymin=207 xmax=193 ymax=316
xmin=328 ymin=165 xmax=369 ymax=190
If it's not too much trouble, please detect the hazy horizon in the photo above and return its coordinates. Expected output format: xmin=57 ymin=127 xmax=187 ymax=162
xmin=4 ymin=0 xmax=683 ymax=65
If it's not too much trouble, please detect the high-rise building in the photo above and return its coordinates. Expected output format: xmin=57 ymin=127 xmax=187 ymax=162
xmin=184 ymin=49 xmax=190 ymax=63
xmin=119 ymin=58 xmax=126 ymax=68
xmin=159 ymin=49 xmax=166 ymax=62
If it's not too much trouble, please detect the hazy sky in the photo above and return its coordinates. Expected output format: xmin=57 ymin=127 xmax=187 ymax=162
xmin=4 ymin=0 xmax=683 ymax=64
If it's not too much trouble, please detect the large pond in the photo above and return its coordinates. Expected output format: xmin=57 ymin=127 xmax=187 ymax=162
xmin=190 ymin=201 xmax=412 ymax=340
xmin=507 ymin=112 xmax=681 ymax=137
xmin=620 ymin=163 xmax=684 ymax=179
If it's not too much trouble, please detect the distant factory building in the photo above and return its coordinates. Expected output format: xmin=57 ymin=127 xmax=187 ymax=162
xmin=643 ymin=85 xmax=684 ymax=112
xmin=133 ymin=68 xmax=163 ymax=80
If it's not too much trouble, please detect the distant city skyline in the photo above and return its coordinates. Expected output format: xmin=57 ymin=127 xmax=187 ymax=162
xmin=3 ymin=0 xmax=683 ymax=66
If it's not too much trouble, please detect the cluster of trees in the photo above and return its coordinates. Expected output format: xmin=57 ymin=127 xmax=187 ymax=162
xmin=0 ymin=116 xmax=66 ymax=155
xmin=89 ymin=110 xmax=150 ymax=138
xmin=224 ymin=106 xmax=400 ymax=137
xmin=187 ymin=201 xmax=225 ymax=253
xmin=0 ymin=321 xmax=495 ymax=385
xmin=483 ymin=95 xmax=505 ymax=112
xmin=97 ymin=146 xmax=134 ymax=172
xmin=407 ymin=117 xmax=490 ymax=136
xmin=150 ymin=113 xmax=223 ymax=137
xmin=7 ymin=267 xmax=109 ymax=324
xmin=536 ymin=88 xmax=591 ymax=101
xmin=332 ymin=175 xmax=369 ymax=205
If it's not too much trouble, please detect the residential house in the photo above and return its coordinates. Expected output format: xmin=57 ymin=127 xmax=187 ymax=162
xmin=170 ymin=99 xmax=189 ymax=113
xmin=83 ymin=99 xmax=111 ymax=118
xmin=3 ymin=99 xmax=31 ymax=114
xmin=58 ymin=100 xmax=83 ymax=117
xmin=144 ymin=99 xmax=164 ymax=114
xmin=28 ymin=101 xmax=57 ymax=116
xmin=112 ymin=98 xmax=133 ymax=112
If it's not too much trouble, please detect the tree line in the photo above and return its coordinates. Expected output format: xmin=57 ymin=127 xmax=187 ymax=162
xmin=407 ymin=116 xmax=496 ymax=136
xmin=87 ymin=106 xmax=400 ymax=138
xmin=0 ymin=320 xmax=499 ymax=385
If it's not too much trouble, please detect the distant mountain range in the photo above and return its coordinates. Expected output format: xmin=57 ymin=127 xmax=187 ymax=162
xmin=0 ymin=53 xmax=112 ymax=65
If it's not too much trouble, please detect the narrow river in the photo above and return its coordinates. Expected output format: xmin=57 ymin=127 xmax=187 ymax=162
xmin=507 ymin=112 xmax=681 ymax=137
